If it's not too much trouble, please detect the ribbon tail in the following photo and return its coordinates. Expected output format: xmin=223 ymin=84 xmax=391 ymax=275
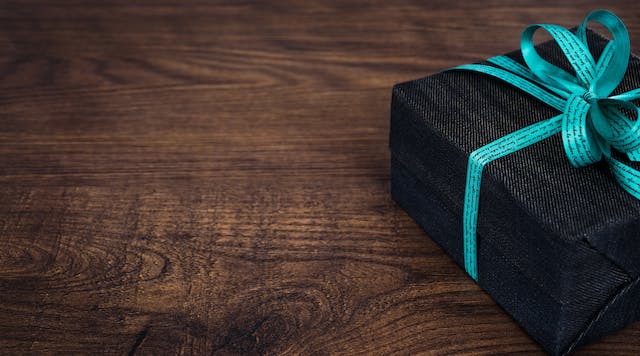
xmin=607 ymin=157 xmax=640 ymax=199
xmin=627 ymin=149 xmax=640 ymax=162
xmin=611 ymin=87 xmax=640 ymax=102
xmin=562 ymin=94 xmax=603 ymax=167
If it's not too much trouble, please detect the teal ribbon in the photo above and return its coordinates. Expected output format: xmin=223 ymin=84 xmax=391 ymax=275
xmin=447 ymin=10 xmax=640 ymax=281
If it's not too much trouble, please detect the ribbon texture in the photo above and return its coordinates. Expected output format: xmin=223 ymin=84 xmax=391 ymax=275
xmin=449 ymin=10 xmax=640 ymax=281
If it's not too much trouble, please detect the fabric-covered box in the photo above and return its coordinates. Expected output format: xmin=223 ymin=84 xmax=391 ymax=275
xmin=390 ymin=11 xmax=640 ymax=355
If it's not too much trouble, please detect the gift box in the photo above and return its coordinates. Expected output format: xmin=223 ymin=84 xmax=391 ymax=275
xmin=390 ymin=12 xmax=640 ymax=355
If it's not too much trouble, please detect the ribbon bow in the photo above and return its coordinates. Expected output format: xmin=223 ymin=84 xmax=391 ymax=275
xmin=449 ymin=10 xmax=640 ymax=281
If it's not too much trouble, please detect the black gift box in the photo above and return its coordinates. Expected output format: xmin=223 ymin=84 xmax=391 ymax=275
xmin=390 ymin=29 xmax=640 ymax=355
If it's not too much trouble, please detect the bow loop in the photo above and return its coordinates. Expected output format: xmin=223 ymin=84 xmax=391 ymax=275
xmin=598 ymin=100 xmax=640 ymax=154
xmin=578 ymin=10 xmax=630 ymax=97
xmin=520 ymin=10 xmax=640 ymax=169
xmin=521 ymin=24 xmax=595 ymax=95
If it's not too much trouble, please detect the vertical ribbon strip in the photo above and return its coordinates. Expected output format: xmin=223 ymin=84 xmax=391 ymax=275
xmin=446 ymin=10 xmax=640 ymax=281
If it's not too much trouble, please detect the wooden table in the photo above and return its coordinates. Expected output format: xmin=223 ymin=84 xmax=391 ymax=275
xmin=2 ymin=1 xmax=639 ymax=354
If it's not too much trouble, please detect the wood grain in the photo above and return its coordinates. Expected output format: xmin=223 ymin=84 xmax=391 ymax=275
xmin=1 ymin=1 xmax=640 ymax=354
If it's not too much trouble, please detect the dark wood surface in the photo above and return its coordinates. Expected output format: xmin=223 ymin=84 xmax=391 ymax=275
xmin=2 ymin=1 xmax=640 ymax=354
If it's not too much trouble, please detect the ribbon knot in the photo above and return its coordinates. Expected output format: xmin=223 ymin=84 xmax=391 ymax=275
xmin=446 ymin=10 xmax=640 ymax=281
xmin=581 ymin=90 xmax=598 ymax=103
